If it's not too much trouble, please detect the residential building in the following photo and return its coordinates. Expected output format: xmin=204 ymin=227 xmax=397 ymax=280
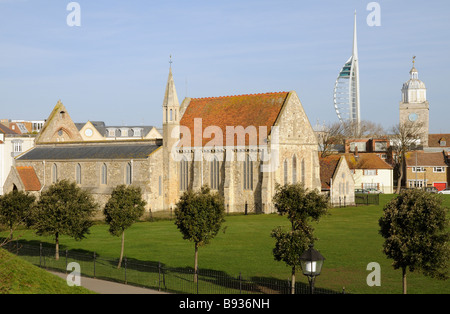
xmin=0 ymin=124 xmax=36 ymax=195
xmin=405 ymin=151 xmax=448 ymax=191
xmin=343 ymin=152 xmax=394 ymax=193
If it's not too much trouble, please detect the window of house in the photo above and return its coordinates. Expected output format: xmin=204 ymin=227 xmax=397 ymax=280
xmin=363 ymin=183 xmax=378 ymax=189
xmin=433 ymin=167 xmax=445 ymax=173
xmin=412 ymin=167 xmax=425 ymax=173
xmin=210 ymin=157 xmax=220 ymax=190
xmin=243 ymin=154 xmax=253 ymax=190
xmin=76 ymin=163 xmax=82 ymax=184
xmin=12 ymin=141 xmax=22 ymax=153
xmin=180 ymin=158 xmax=189 ymax=191
xmin=363 ymin=169 xmax=377 ymax=176
xmin=101 ymin=163 xmax=107 ymax=185
xmin=408 ymin=180 xmax=425 ymax=188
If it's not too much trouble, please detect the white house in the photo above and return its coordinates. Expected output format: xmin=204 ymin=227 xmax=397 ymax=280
xmin=343 ymin=152 xmax=394 ymax=193
xmin=0 ymin=124 xmax=36 ymax=195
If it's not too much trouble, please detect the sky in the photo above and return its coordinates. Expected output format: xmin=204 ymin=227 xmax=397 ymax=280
xmin=0 ymin=0 xmax=449 ymax=133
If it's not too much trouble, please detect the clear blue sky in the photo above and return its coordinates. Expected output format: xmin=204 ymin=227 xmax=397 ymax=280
xmin=0 ymin=0 xmax=449 ymax=133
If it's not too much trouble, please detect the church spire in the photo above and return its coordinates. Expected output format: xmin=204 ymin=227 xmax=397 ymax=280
xmin=162 ymin=56 xmax=180 ymax=124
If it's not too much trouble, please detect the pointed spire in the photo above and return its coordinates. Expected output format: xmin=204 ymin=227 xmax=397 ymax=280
xmin=352 ymin=10 xmax=358 ymax=59
xmin=163 ymin=67 xmax=179 ymax=108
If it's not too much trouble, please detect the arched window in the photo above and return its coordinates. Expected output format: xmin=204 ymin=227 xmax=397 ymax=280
xmin=284 ymin=159 xmax=288 ymax=185
xmin=292 ymin=155 xmax=297 ymax=184
xmin=125 ymin=162 xmax=132 ymax=185
xmin=301 ymin=159 xmax=306 ymax=183
xmin=243 ymin=154 xmax=253 ymax=190
xmin=101 ymin=163 xmax=107 ymax=185
xmin=210 ymin=156 xmax=220 ymax=190
xmin=180 ymin=157 xmax=189 ymax=191
xmin=170 ymin=109 xmax=173 ymax=121
xmin=76 ymin=163 xmax=82 ymax=184
xmin=52 ymin=163 xmax=58 ymax=183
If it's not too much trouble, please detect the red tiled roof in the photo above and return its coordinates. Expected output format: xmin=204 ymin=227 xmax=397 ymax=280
xmin=343 ymin=153 xmax=392 ymax=170
xmin=16 ymin=166 xmax=41 ymax=191
xmin=319 ymin=154 xmax=342 ymax=190
xmin=405 ymin=151 xmax=447 ymax=167
xmin=179 ymin=92 xmax=290 ymax=147
xmin=428 ymin=134 xmax=450 ymax=148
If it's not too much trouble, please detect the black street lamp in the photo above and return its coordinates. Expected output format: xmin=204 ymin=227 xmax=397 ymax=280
xmin=299 ymin=244 xmax=325 ymax=294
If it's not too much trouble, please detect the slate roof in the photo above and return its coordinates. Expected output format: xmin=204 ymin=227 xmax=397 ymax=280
xmin=179 ymin=92 xmax=290 ymax=147
xmin=0 ymin=123 xmax=18 ymax=135
xmin=16 ymin=166 xmax=41 ymax=191
xmin=17 ymin=143 xmax=161 ymax=160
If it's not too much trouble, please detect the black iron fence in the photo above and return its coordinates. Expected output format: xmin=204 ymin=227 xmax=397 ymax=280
xmin=3 ymin=241 xmax=342 ymax=294
xmin=354 ymin=193 xmax=380 ymax=206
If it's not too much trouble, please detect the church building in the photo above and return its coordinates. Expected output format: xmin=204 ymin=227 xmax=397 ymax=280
xmin=5 ymin=67 xmax=321 ymax=215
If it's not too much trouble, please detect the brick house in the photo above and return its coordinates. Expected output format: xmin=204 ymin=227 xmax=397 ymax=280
xmin=405 ymin=151 xmax=448 ymax=191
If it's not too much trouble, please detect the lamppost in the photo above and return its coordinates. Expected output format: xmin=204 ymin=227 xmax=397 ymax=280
xmin=299 ymin=244 xmax=325 ymax=294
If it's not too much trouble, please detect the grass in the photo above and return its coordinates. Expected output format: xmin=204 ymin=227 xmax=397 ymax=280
xmin=0 ymin=247 xmax=94 ymax=294
xmin=1 ymin=194 xmax=449 ymax=294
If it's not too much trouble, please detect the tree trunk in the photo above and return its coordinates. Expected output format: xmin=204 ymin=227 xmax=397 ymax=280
xmin=402 ymin=267 xmax=407 ymax=294
xmin=118 ymin=231 xmax=125 ymax=269
xmin=291 ymin=266 xmax=296 ymax=294
xmin=395 ymin=151 xmax=406 ymax=194
xmin=55 ymin=233 xmax=59 ymax=260
xmin=194 ymin=242 xmax=199 ymax=283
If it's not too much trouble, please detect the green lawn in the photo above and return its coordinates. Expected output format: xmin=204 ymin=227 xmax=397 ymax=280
xmin=0 ymin=248 xmax=93 ymax=294
xmin=2 ymin=194 xmax=449 ymax=294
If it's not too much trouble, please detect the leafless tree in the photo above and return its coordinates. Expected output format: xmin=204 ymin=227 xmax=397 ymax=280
xmin=389 ymin=121 xmax=424 ymax=193
xmin=317 ymin=120 xmax=386 ymax=157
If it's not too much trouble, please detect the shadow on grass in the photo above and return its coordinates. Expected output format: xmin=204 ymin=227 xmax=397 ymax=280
xmin=2 ymin=238 xmax=342 ymax=294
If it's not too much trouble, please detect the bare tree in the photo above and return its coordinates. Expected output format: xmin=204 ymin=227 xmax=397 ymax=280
xmin=317 ymin=120 xmax=386 ymax=157
xmin=389 ymin=121 xmax=424 ymax=193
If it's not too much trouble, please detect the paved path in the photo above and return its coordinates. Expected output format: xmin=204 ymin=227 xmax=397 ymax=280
xmin=49 ymin=271 xmax=168 ymax=294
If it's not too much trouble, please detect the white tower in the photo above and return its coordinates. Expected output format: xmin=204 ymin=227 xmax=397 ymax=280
xmin=334 ymin=11 xmax=361 ymax=133
xmin=399 ymin=56 xmax=429 ymax=147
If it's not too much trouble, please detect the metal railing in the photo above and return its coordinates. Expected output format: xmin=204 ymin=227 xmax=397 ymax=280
xmin=3 ymin=241 xmax=342 ymax=294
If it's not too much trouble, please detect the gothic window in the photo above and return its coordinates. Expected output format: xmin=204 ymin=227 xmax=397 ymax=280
xmin=52 ymin=163 xmax=58 ymax=183
xmin=292 ymin=155 xmax=297 ymax=184
xmin=159 ymin=176 xmax=162 ymax=196
xmin=180 ymin=157 xmax=189 ymax=191
xmin=101 ymin=163 xmax=107 ymax=185
xmin=284 ymin=159 xmax=288 ymax=185
xmin=301 ymin=159 xmax=305 ymax=183
xmin=76 ymin=163 xmax=82 ymax=184
xmin=170 ymin=109 xmax=173 ymax=121
xmin=125 ymin=162 xmax=132 ymax=185
xmin=243 ymin=153 xmax=253 ymax=190
xmin=210 ymin=156 xmax=220 ymax=190
xmin=60 ymin=111 xmax=66 ymax=119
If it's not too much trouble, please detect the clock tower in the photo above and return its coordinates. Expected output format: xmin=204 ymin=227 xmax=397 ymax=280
xmin=399 ymin=57 xmax=429 ymax=147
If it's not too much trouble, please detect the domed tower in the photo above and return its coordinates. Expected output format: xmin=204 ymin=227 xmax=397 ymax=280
xmin=399 ymin=57 xmax=429 ymax=146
